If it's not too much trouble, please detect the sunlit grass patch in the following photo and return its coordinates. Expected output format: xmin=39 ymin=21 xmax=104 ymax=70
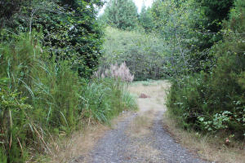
xmin=130 ymin=80 xmax=163 ymax=86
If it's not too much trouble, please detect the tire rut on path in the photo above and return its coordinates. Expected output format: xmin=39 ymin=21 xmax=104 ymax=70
xmin=77 ymin=81 xmax=210 ymax=163
xmin=152 ymin=111 xmax=207 ymax=163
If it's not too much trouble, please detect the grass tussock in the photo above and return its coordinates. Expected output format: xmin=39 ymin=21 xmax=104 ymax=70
xmin=125 ymin=142 xmax=163 ymax=163
xmin=163 ymin=111 xmax=245 ymax=163
xmin=40 ymin=124 xmax=109 ymax=163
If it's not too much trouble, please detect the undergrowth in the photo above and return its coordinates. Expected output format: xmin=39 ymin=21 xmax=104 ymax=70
xmin=163 ymin=111 xmax=245 ymax=163
xmin=0 ymin=33 xmax=137 ymax=162
xmin=167 ymin=0 xmax=245 ymax=140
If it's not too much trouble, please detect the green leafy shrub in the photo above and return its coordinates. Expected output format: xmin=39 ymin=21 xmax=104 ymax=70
xmin=100 ymin=27 xmax=169 ymax=81
xmin=167 ymin=69 xmax=245 ymax=138
xmin=167 ymin=0 xmax=245 ymax=139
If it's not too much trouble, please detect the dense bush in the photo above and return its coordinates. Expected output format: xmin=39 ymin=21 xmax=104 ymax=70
xmin=1 ymin=0 xmax=104 ymax=77
xmin=0 ymin=34 xmax=137 ymax=162
xmin=0 ymin=1 xmax=139 ymax=162
xmin=167 ymin=0 xmax=245 ymax=139
xmin=100 ymin=27 xmax=170 ymax=81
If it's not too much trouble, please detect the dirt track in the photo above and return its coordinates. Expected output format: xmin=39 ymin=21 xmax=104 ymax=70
xmin=74 ymin=81 xmax=209 ymax=163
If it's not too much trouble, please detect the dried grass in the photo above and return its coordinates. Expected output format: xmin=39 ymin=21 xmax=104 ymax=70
xmin=130 ymin=80 xmax=245 ymax=163
xmin=127 ymin=110 xmax=155 ymax=138
xmin=162 ymin=112 xmax=245 ymax=163
xmin=45 ymin=124 xmax=109 ymax=163
xmin=126 ymin=141 xmax=164 ymax=163
xmin=42 ymin=111 xmax=134 ymax=163
xmin=95 ymin=62 xmax=134 ymax=82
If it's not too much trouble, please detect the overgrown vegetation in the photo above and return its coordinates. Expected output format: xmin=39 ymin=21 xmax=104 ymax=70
xmin=100 ymin=27 xmax=169 ymax=80
xmin=167 ymin=0 xmax=245 ymax=139
xmin=1 ymin=0 xmax=244 ymax=161
xmin=1 ymin=0 xmax=104 ymax=77
xmin=0 ymin=1 xmax=137 ymax=162
xmin=0 ymin=33 xmax=136 ymax=162
xmin=100 ymin=0 xmax=245 ymax=140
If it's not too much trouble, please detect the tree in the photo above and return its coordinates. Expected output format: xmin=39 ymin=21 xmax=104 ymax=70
xmin=103 ymin=0 xmax=138 ymax=30
xmin=0 ymin=0 xmax=104 ymax=77
xmin=149 ymin=0 xmax=206 ymax=74
xmin=196 ymin=0 xmax=234 ymax=32
xmin=139 ymin=5 xmax=154 ymax=33
xmin=0 ymin=0 xmax=22 ymax=28
xmin=192 ymin=0 xmax=235 ymax=50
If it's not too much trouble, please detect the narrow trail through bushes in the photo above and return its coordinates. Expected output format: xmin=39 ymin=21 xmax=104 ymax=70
xmin=74 ymin=81 xmax=209 ymax=163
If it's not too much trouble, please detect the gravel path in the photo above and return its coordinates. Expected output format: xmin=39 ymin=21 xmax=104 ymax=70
xmin=88 ymin=111 xmax=208 ymax=163
xmin=90 ymin=114 xmax=137 ymax=163
xmin=152 ymin=111 xmax=207 ymax=163
xmin=79 ymin=81 xmax=210 ymax=163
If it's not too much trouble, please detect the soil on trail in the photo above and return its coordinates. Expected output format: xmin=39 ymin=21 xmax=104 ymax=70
xmin=75 ymin=81 xmax=209 ymax=163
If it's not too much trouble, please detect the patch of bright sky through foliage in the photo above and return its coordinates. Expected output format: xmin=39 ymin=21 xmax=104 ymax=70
xmin=98 ymin=0 xmax=154 ymax=16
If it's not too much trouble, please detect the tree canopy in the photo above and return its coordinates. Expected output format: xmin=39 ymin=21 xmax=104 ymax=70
xmin=1 ymin=0 xmax=104 ymax=77
xmin=100 ymin=0 xmax=138 ymax=30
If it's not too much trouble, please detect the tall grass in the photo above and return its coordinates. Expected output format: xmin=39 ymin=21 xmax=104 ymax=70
xmin=81 ymin=78 xmax=137 ymax=124
xmin=0 ymin=33 xmax=137 ymax=162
